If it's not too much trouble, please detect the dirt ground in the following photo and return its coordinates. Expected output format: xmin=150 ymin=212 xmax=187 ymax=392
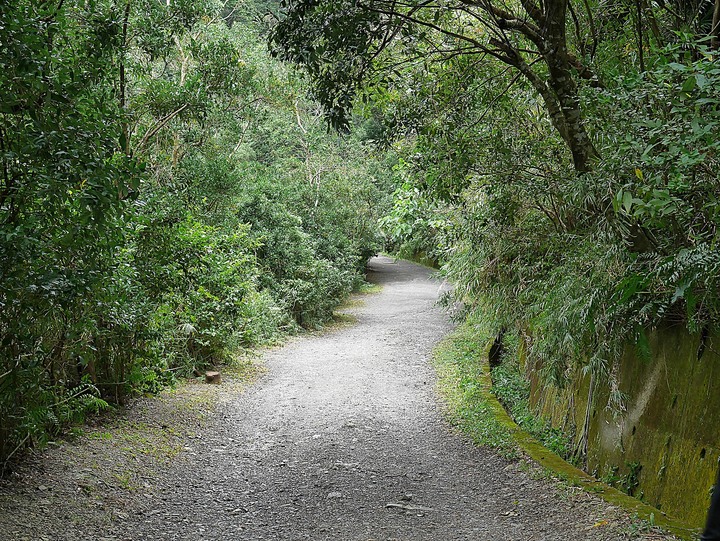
xmin=0 ymin=256 xmax=678 ymax=541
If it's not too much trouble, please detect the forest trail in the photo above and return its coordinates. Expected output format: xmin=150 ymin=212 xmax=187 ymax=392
xmin=1 ymin=256 xmax=657 ymax=540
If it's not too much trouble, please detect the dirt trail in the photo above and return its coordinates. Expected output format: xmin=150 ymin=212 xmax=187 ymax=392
xmin=0 ymin=256 xmax=659 ymax=540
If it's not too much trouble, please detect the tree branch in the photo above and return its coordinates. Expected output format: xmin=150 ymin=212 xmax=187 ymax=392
xmin=133 ymin=104 xmax=189 ymax=155
xmin=712 ymin=0 xmax=720 ymax=50
xmin=458 ymin=0 xmax=546 ymax=49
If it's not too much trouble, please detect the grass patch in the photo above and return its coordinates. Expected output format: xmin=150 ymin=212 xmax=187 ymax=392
xmin=491 ymin=359 xmax=574 ymax=461
xmin=305 ymin=312 xmax=359 ymax=336
xmin=357 ymin=282 xmax=383 ymax=294
xmin=331 ymin=312 xmax=358 ymax=325
xmin=224 ymin=353 xmax=267 ymax=383
xmin=432 ymin=318 xmax=517 ymax=457
xmin=111 ymin=420 xmax=184 ymax=462
xmin=433 ymin=314 xmax=571 ymax=462
xmin=312 ymin=279 xmax=383 ymax=333
xmin=336 ymin=282 xmax=383 ymax=310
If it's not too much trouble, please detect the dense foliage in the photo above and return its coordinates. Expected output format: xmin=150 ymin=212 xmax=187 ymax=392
xmin=0 ymin=0 xmax=392 ymax=465
xmin=271 ymin=0 xmax=720 ymax=460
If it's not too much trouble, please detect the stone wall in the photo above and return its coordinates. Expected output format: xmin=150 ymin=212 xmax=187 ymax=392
xmin=524 ymin=327 xmax=720 ymax=526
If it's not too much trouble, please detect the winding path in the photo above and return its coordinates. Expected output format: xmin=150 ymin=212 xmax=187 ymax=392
xmin=0 ymin=256 xmax=640 ymax=540
xmin=117 ymin=256 xmax=627 ymax=540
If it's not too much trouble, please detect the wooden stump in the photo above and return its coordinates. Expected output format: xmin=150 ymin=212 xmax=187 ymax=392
xmin=205 ymin=371 xmax=221 ymax=384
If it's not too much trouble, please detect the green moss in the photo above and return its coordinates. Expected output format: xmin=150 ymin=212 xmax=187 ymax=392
xmin=87 ymin=431 xmax=113 ymax=441
xmin=113 ymin=471 xmax=137 ymax=491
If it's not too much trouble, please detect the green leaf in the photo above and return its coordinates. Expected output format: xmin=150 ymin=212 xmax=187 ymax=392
xmin=622 ymin=190 xmax=633 ymax=214
xmin=681 ymin=76 xmax=696 ymax=93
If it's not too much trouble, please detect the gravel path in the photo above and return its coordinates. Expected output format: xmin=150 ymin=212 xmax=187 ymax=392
xmin=0 ymin=256 xmax=667 ymax=540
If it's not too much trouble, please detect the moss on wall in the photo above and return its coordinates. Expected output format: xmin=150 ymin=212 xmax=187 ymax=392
xmin=525 ymin=328 xmax=720 ymax=526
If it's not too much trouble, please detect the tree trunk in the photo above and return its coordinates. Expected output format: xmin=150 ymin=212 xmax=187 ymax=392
xmin=552 ymin=79 xmax=599 ymax=173
xmin=120 ymin=0 xmax=131 ymax=155
xmin=543 ymin=0 xmax=599 ymax=173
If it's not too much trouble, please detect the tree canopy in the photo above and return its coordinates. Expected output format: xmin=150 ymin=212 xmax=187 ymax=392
xmin=271 ymin=0 xmax=719 ymax=171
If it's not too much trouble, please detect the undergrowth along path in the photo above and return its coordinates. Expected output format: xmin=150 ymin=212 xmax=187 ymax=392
xmin=0 ymin=256 xmax=671 ymax=540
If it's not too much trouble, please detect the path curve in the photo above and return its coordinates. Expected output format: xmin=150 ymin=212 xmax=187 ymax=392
xmin=115 ymin=255 xmax=629 ymax=540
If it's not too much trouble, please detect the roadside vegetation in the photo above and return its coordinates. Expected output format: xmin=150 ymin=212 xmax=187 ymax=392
xmin=0 ymin=0 xmax=394 ymax=466
xmin=432 ymin=317 xmax=516 ymax=457
xmin=433 ymin=314 xmax=572 ymax=461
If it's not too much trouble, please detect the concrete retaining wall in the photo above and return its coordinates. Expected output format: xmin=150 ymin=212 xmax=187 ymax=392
xmin=525 ymin=327 xmax=720 ymax=526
